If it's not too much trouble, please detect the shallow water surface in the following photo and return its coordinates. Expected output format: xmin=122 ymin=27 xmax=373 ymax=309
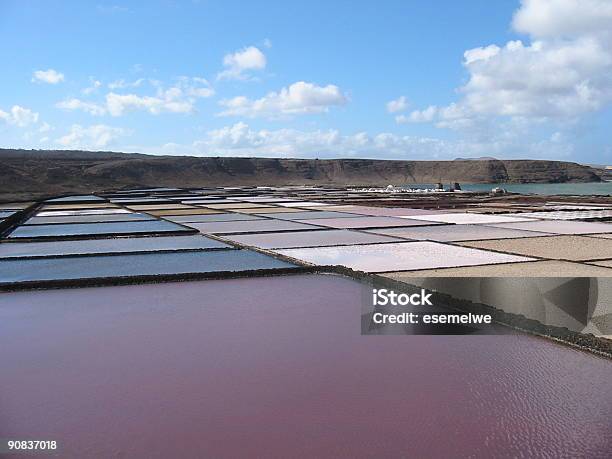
xmin=397 ymin=182 xmax=612 ymax=196
xmin=0 ymin=274 xmax=610 ymax=457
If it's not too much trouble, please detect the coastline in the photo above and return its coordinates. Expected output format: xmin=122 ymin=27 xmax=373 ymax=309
xmin=1 ymin=149 xmax=606 ymax=202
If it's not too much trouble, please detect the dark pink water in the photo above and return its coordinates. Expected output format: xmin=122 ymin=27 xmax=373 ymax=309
xmin=0 ymin=274 xmax=610 ymax=458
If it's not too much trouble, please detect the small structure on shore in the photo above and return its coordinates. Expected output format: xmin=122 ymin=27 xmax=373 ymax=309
xmin=490 ymin=186 xmax=507 ymax=195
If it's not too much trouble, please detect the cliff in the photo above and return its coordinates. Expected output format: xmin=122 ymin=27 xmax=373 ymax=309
xmin=0 ymin=148 xmax=601 ymax=200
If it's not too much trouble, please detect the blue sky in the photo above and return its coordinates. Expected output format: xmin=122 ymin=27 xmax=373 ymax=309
xmin=1 ymin=0 xmax=611 ymax=163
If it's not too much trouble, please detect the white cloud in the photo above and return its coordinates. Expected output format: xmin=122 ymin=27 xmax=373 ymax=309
xmin=178 ymin=76 xmax=215 ymax=98
xmin=82 ymin=78 xmax=102 ymax=95
xmin=405 ymin=0 xmax=612 ymax=130
xmin=32 ymin=69 xmax=64 ymax=84
xmin=96 ymin=5 xmax=129 ymax=14
xmin=463 ymin=45 xmax=500 ymax=64
xmin=108 ymin=78 xmax=145 ymax=90
xmin=107 ymin=93 xmax=173 ymax=116
xmin=386 ymin=96 xmax=407 ymax=113
xmin=218 ymin=81 xmax=348 ymax=118
xmin=185 ymin=122 xmax=571 ymax=160
xmin=512 ymin=0 xmax=612 ymax=38
xmin=39 ymin=122 xmax=52 ymax=133
xmin=126 ymin=120 xmax=585 ymax=160
xmin=0 ymin=105 xmax=39 ymax=127
xmin=191 ymin=122 xmax=449 ymax=158
xmin=460 ymin=38 xmax=611 ymax=118
xmin=56 ymin=76 xmax=214 ymax=117
xmin=397 ymin=105 xmax=438 ymax=123
xmin=56 ymin=124 xmax=130 ymax=149
xmin=217 ymin=46 xmax=267 ymax=80
xmin=56 ymin=98 xmax=107 ymax=116
xmin=105 ymin=90 xmax=193 ymax=116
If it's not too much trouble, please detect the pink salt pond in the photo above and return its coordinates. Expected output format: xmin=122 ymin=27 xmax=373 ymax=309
xmin=0 ymin=274 xmax=610 ymax=458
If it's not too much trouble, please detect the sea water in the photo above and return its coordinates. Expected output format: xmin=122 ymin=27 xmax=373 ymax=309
xmin=397 ymin=182 xmax=612 ymax=196
xmin=461 ymin=182 xmax=612 ymax=196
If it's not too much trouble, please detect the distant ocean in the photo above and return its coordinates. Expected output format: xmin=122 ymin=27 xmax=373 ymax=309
xmin=461 ymin=182 xmax=612 ymax=196
xmin=397 ymin=182 xmax=612 ymax=196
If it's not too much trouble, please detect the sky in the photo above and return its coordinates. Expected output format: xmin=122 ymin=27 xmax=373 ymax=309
xmin=1 ymin=0 xmax=611 ymax=163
